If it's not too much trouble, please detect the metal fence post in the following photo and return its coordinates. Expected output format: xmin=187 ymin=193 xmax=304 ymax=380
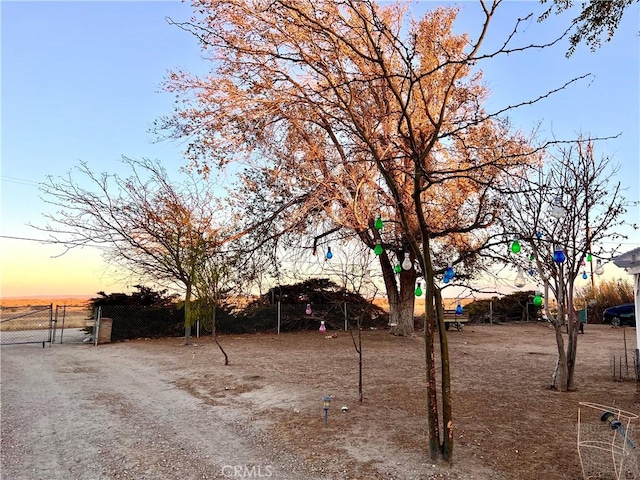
xmin=94 ymin=306 xmax=101 ymax=346
xmin=344 ymin=302 xmax=348 ymax=331
xmin=49 ymin=303 xmax=55 ymax=346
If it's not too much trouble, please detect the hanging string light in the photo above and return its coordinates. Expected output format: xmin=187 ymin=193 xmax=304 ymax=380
xmin=536 ymin=231 xmax=543 ymax=239
xmin=587 ymin=253 xmax=593 ymax=262
xmin=553 ymin=246 xmax=566 ymax=263
xmin=374 ymin=240 xmax=383 ymax=256
xmin=444 ymin=263 xmax=455 ymax=281
xmin=402 ymin=252 xmax=412 ymax=270
xmin=533 ymin=292 xmax=543 ymax=307
xmin=514 ymin=267 xmax=526 ymax=288
xmin=550 ymin=194 xmax=566 ymax=220
xmin=414 ymin=282 xmax=423 ymax=297
xmin=394 ymin=263 xmax=402 ymax=274
xmin=326 ymin=247 xmax=333 ymax=260
xmin=595 ymin=259 xmax=604 ymax=276
xmin=374 ymin=215 xmax=384 ymax=230
xmin=582 ymin=271 xmax=588 ymax=279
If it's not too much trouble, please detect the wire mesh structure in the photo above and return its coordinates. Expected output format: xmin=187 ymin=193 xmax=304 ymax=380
xmin=0 ymin=305 xmax=53 ymax=346
xmin=54 ymin=305 xmax=92 ymax=344
xmin=578 ymin=402 xmax=640 ymax=479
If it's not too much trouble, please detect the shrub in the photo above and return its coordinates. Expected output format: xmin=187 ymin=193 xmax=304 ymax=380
xmin=465 ymin=291 xmax=543 ymax=323
xmin=575 ymin=277 xmax=633 ymax=324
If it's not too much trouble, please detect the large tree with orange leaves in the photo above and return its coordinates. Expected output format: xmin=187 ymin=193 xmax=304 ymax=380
xmin=157 ymin=0 xmax=582 ymax=462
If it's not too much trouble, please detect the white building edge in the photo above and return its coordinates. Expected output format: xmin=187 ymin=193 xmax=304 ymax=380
xmin=613 ymin=247 xmax=640 ymax=369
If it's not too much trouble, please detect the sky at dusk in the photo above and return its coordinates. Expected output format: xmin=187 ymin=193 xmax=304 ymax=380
xmin=1 ymin=1 xmax=639 ymax=298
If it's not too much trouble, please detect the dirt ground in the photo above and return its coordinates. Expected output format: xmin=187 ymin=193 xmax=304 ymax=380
xmin=3 ymin=322 xmax=640 ymax=479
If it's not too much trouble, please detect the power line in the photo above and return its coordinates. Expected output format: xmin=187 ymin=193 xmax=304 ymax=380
xmin=0 ymin=176 xmax=41 ymax=187
xmin=0 ymin=235 xmax=108 ymax=249
xmin=0 ymin=235 xmax=56 ymax=243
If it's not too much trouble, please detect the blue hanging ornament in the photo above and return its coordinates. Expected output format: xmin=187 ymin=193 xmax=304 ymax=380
xmin=455 ymin=303 xmax=463 ymax=315
xmin=582 ymin=271 xmax=588 ymax=279
xmin=553 ymin=247 xmax=566 ymax=264
xmin=444 ymin=263 xmax=455 ymax=280
xmin=326 ymin=247 xmax=333 ymax=260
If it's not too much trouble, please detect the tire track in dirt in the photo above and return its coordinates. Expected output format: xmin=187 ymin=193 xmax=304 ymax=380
xmin=0 ymin=344 xmax=315 ymax=480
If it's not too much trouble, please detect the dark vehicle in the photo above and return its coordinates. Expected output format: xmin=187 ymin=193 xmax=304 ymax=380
xmin=603 ymin=303 xmax=636 ymax=327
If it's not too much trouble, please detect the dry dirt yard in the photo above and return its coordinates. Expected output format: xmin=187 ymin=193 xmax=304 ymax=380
xmin=2 ymin=322 xmax=640 ymax=479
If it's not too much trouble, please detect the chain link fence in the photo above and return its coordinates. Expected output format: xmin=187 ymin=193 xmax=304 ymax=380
xmin=83 ymin=301 xmax=387 ymax=342
xmin=54 ymin=305 xmax=93 ymax=344
xmin=0 ymin=305 xmax=53 ymax=346
xmin=92 ymin=305 xmax=185 ymax=342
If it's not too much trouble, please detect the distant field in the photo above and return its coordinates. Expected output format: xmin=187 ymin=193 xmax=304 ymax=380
xmin=0 ymin=297 xmax=91 ymax=308
xmin=1 ymin=298 xmax=90 ymax=331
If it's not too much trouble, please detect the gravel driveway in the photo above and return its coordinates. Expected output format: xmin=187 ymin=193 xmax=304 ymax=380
xmin=0 ymin=343 xmax=311 ymax=480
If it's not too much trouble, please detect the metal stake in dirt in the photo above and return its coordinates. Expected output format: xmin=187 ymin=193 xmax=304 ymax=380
xmin=322 ymin=396 xmax=331 ymax=428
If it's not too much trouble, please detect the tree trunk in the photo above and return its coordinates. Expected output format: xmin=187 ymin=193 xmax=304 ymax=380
xmin=184 ymin=283 xmax=192 ymax=346
xmin=422 ymin=245 xmax=443 ymax=461
xmin=548 ymin=278 xmax=569 ymax=391
xmin=435 ymin=287 xmax=453 ymax=462
xmin=381 ymin=253 xmax=417 ymax=336
xmin=358 ymin=323 xmax=363 ymax=403
xmin=390 ymin=271 xmax=417 ymax=336
xmin=565 ymin=281 xmax=578 ymax=390
xmin=552 ymin=323 xmax=568 ymax=390
xmin=211 ymin=306 xmax=229 ymax=366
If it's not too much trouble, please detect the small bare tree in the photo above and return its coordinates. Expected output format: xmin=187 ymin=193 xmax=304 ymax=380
xmin=193 ymin=247 xmax=240 ymax=365
xmin=497 ymin=137 xmax=632 ymax=391
xmin=36 ymin=157 xmax=239 ymax=345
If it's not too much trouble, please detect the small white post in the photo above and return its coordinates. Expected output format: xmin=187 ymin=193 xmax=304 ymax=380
xmin=344 ymin=302 xmax=348 ymax=331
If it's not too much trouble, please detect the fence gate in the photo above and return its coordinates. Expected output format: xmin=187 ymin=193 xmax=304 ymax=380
xmin=0 ymin=304 xmax=53 ymax=347
xmin=53 ymin=305 xmax=93 ymax=344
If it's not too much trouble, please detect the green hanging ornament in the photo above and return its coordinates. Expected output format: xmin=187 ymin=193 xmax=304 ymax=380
xmin=374 ymin=241 xmax=383 ymax=256
xmin=415 ymin=282 xmax=423 ymax=297
xmin=394 ymin=264 xmax=402 ymax=274
xmin=533 ymin=293 xmax=543 ymax=307
xmin=529 ymin=253 xmax=535 ymax=261
xmin=511 ymin=240 xmax=521 ymax=254
xmin=587 ymin=253 xmax=593 ymax=262
xmin=374 ymin=215 xmax=384 ymax=230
